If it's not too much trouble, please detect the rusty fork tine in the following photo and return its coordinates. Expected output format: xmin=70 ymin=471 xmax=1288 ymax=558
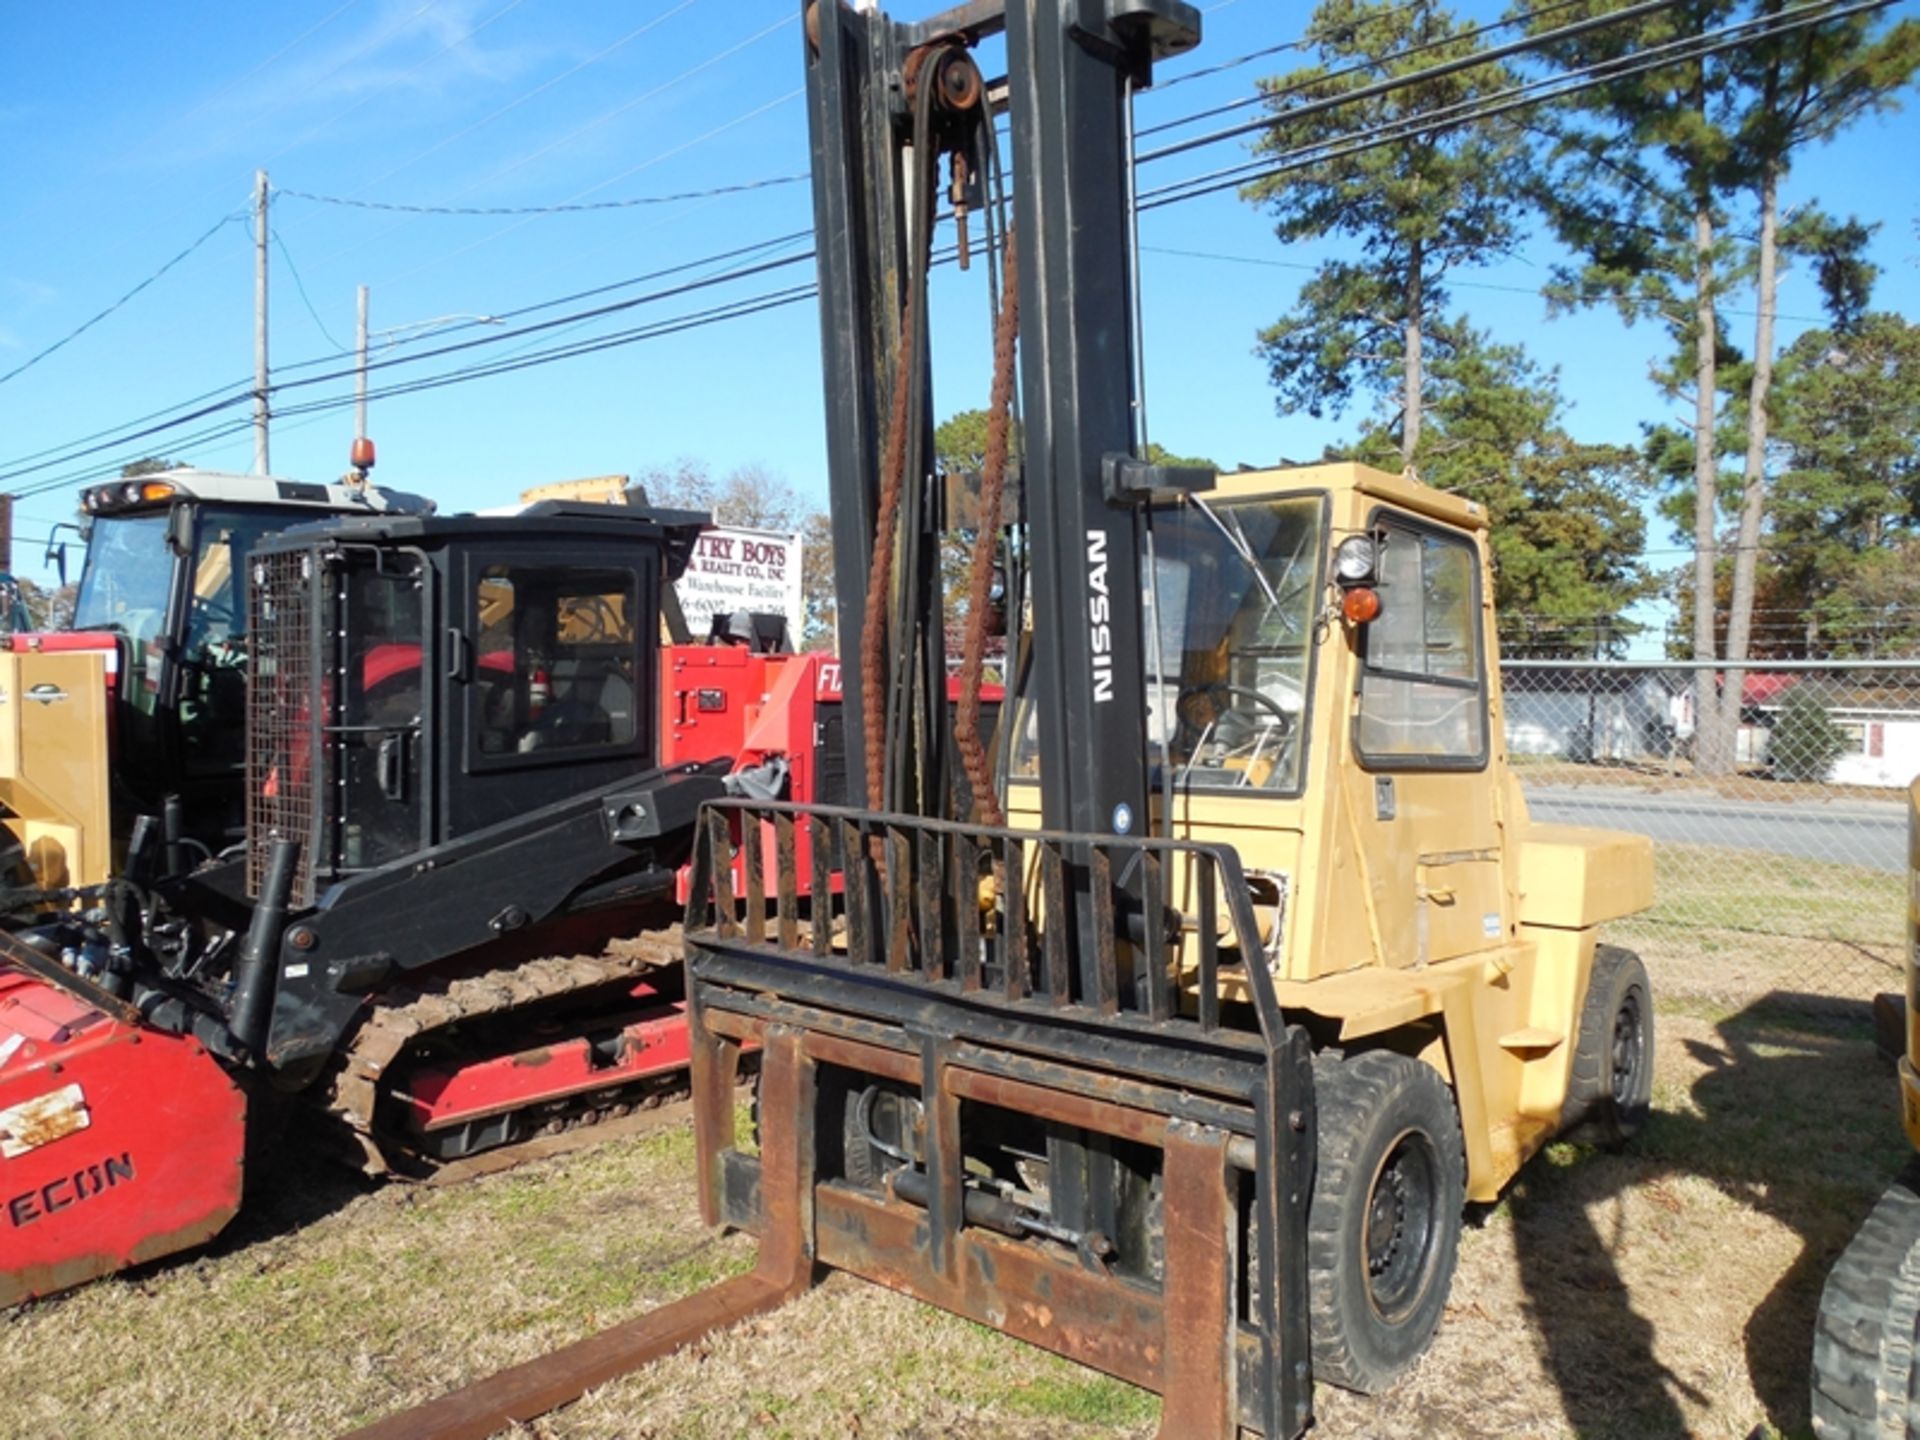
xmin=342 ymin=1031 xmax=818 ymax=1440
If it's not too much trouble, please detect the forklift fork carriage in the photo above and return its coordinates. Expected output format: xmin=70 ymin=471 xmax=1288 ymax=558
xmin=686 ymin=798 xmax=1317 ymax=1439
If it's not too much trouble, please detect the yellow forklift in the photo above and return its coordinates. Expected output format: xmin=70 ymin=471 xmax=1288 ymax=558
xmin=354 ymin=2 xmax=1655 ymax=1435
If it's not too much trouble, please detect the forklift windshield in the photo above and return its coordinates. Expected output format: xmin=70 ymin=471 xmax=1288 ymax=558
xmin=1011 ymin=492 xmax=1323 ymax=794
xmin=1147 ymin=493 xmax=1322 ymax=792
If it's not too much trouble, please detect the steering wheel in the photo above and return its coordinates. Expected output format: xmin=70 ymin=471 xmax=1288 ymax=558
xmin=1175 ymin=683 xmax=1294 ymax=774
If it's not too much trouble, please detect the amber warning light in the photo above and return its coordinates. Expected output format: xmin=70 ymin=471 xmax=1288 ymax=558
xmin=1342 ymin=587 xmax=1382 ymax=625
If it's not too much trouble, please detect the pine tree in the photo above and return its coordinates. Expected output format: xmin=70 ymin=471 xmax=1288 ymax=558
xmin=1527 ymin=0 xmax=1918 ymax=771
xmin=1763 ymin=311 xmax=1920 ymax=656
xmin=1243 ymin=0 xmax=1535 ymax=464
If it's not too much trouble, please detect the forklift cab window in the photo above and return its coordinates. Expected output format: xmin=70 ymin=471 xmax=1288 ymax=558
xmin=473 ymin=564 xmax=640 ymax=757
xmin=1354 ymin=522 xmax=1486 ymax=766
xmin=1009 ymin=493 xmax=1322 ymax=794
xmin=1147 ymin=494 xmax=1322 ymax=793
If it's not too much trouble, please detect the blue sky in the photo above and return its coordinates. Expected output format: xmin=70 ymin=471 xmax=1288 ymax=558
xmin=3 ymin=0 xmax=1917 ymax=652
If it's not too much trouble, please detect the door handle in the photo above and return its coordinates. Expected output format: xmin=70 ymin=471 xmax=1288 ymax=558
xmin=376 ymin=731 xmax=409 ymax=801
xmin=445 ymin=627 xmax=471 ymax=682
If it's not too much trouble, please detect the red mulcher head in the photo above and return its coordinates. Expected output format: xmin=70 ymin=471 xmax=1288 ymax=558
xmin=1 ymin=968 xmax=246 ymax=1308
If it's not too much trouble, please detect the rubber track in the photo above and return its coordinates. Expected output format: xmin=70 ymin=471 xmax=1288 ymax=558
xmin=322 ymin=925 xmax=686 ymax=1177
xmin=1813 ymin=1162 xmax=1920 ymax=1439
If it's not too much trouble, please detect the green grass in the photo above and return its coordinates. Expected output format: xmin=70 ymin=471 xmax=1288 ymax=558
xmin=992 ymin=1374 xmax=1160 ymax=1425
xmin=1630 ymin=841 xmax=1903 ymax=947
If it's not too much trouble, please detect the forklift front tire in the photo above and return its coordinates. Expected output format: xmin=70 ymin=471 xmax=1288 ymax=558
xmin=1306 ymin=1050 xmax=1466 ymax=1394
xmin=1560 ymin=945 xmax=1654 ymax=1147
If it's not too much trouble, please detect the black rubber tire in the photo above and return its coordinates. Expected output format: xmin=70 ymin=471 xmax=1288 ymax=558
xmin=1559 ymin=945 xmax=1655 ymax=1146
xmin=1306 ymin=1050 xmax=1466 ymax=1395
xmin=1812 ymin=1163 xmax=1920 ymax=1438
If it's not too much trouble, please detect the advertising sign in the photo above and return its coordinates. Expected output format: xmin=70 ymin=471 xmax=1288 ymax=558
xmin=675 ymin=525 xmax=804 ymax=636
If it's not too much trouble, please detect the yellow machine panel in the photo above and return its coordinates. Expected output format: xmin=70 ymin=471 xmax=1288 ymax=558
xmin=0 ymin=650 xmax=112 ymax=890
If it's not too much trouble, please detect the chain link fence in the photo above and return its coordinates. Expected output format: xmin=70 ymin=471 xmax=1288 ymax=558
xmin=1500 ymin=659 xmax=1917 ymax=1009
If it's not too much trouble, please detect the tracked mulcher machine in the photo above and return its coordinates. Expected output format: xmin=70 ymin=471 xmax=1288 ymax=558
xmin=1 ymin=501 xmax=728 ymax=1304
xmin=355 ymin=3 xmax=1658 ymax=1439
xmin=1812 ymin=778 xmax=1920 ymax=1438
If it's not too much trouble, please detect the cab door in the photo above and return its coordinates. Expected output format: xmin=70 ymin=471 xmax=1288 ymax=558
xmin=1345 ymin=513 xmax=1507 ymax=967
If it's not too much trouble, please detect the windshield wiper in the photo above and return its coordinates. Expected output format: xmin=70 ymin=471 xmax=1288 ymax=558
xmin=1190 ymin=496 xmax=1279 ymax=611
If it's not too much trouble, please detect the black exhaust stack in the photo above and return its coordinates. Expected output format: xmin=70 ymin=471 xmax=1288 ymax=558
xmin=229 ymin=837 xmax=299 ymax=1056
xmin=162 ymin=794 xmax=188 ymax=878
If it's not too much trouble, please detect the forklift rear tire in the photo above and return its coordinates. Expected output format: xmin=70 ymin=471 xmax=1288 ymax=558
xmin=1560 ymin=945 xmax=1654 ymax=1147
xmin=1812 ymin=1163 xmax=1920 ymax=1439
xmin=1306 ymin=1051 xmax=1465 ymax=1394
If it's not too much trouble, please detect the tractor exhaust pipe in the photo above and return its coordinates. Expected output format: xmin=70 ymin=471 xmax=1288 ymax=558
xmin=163 ymin=794 xmax=188 ymax=879
xmin=229 ymin=838 xmax=298 ymax=1057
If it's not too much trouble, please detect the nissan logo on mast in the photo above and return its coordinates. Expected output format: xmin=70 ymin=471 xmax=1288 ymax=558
xmin=1086 ymin=528 xmax=1113 ymax=703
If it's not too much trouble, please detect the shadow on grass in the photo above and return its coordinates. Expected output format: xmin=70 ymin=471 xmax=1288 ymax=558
xmin=205 ymin=1109 xmax=378 ymax=1261
xmin=1508 ymin=992 xmax=1904 ymax=1440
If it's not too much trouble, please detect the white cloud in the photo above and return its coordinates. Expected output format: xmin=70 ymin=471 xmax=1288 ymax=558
xmin=142 ymin=0 xmax=557 ymax=168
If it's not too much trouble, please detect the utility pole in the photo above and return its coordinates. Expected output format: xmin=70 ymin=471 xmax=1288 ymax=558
xmin=355 ymin=284 xmax=370 ymax=444
xmin=0 ymin=494 xmax=12 ymax=575
xmin=253 ymin=168 xmax=270 ymax=476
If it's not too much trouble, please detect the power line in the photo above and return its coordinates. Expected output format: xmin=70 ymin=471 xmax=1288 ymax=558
xmin=0 ymin=241 xmax=821 ymax=488
xmin=339 ymin=0 xmax=705 ymax=204
xmin=271 ymin=230 xmax=346 ymax=351
xmin=1139 ymin=0 xmax=1892 ymax=209
xmin=1138 ymin=0 xmax=1682 ymax=165
xmin=1142 ymin=0 xmax=1597 ymax=137
xmin=258 ymin=0 xmax=531 ymax=170
xmin=0 ymin=210 xmax=242 ymax=388
xmin=0 ymin=227 xmax=816 ymax=483
xmin=1141 ymin=244 xmax=1835 ymax=324
xmin=275 ymin=172 xmax=808 ymax=216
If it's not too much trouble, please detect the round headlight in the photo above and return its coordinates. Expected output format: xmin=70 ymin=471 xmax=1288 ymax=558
xmin=121 ymin=481 xmax=143 ymax=505
xmin=1334 ymin=535 xmax=1377 ymax=584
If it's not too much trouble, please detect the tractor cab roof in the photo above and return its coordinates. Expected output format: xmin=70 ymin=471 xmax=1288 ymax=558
xmin=256 ymin=500 xmax=712 ymax=580
xmin=79 ymin=467 xmax=436 ymax=520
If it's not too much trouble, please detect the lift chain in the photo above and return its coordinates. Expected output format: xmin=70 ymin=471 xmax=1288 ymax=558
xmin=954 ymin=226 xmax=1018 ymax=829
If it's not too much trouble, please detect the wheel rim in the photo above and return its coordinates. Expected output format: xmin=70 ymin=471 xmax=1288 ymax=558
xmin=1609 ymin=989 xmax=1647 ymax=1103
xmin=1362 ymin=1128 xmax=1441 ymax=1324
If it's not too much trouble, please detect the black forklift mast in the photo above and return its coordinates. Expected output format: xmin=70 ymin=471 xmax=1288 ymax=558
xmin=806 ymin=0 xmax=1204 ymax=848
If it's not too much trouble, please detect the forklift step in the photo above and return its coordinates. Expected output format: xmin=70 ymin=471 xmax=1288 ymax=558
xmin=1497 ymin=1027 xmax=1565 ymax=1054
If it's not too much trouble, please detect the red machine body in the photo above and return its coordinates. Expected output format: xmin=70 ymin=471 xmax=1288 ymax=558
xmin=661 ymin=646 xmax=999 ymax=900
xmin=0 ymin=970 xmax=245 ymax=1308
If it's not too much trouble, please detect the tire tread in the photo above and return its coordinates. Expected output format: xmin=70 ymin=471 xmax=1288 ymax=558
xmin=1813 ymin=1163 xmax=1920 ymax=1438
xmin=1306 ymin=1050 xmax=1465 ymax=1394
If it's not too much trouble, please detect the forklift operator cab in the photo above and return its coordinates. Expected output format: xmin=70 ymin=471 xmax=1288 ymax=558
xmin=1011 ymin=459 xmax=1647 ymax=1184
